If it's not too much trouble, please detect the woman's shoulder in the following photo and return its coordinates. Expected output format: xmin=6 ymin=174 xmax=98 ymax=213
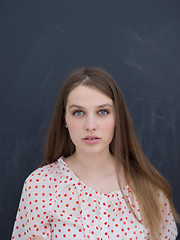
xmin=24 ymin=157 xmax=65 ymax=188
xmin=157 ymin=189 xmax=171 ymax=205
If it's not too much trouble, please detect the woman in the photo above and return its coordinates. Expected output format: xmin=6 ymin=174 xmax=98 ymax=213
xmin=11 ymin=67 xmax=179 ymax=239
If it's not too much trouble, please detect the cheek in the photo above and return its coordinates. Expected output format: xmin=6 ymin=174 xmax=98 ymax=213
xmin=108 ymin=120 xmax=116 ymax=142
xmin=69 ymin=122 xmax=81 ymax=132
xmin=66 ymin=117 xmax=82 ymax=135
xmin=103 ymin=118 xmax=116 ymax=132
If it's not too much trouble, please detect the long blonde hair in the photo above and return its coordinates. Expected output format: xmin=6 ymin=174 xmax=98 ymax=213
xmin=42 ymin=67 xmax=179 ymax=238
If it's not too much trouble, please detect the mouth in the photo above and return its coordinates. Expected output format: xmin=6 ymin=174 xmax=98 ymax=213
xmin=84 ymin=137 xmax=99 ymax=140
xmin=82 ymin=136 xmax=101 ymax=144
xmin=83 ymin=135 xmax=100 ymax=140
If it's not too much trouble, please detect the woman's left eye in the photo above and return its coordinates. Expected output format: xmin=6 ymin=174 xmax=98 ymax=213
xmin=98 ymin=110 xmax=109 ymax=115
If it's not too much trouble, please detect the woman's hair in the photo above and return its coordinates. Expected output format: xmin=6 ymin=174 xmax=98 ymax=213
xmin=42 ymin=67 xmax=179 ymax=238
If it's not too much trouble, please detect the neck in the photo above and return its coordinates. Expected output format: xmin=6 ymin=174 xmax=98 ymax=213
xmin=68 ymin=150 xmax=116 ymax=178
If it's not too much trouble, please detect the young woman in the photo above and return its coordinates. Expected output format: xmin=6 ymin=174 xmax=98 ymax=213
xmin=11 ymin=67 xmax=179 ymax=239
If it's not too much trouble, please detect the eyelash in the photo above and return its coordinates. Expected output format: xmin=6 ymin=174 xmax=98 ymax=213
xmin=72 ymin=109 xmax=110 ymax=116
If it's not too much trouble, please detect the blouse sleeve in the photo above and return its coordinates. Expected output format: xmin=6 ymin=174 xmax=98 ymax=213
xmin=158 ymin=191 xmax=178 ymax=239
xmin=11 ymin=168 xmax=53 ymax=240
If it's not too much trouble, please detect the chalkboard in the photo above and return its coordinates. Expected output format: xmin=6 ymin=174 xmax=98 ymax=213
xmin=0 ymin=1 xmax=179 ymax=239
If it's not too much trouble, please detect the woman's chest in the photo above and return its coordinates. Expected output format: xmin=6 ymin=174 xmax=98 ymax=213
xmin=49 ymin=197 xmax=149 ymax=240
xmin=76 ymin=172 xmax=126 ymax=195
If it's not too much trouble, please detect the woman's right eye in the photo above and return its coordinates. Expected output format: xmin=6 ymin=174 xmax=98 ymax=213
xmin=73 ymin=110 xmax=84 ymax=116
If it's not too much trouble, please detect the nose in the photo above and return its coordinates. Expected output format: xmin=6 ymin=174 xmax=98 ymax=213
xmin=84 ymin=115 xmax=97 ymax=131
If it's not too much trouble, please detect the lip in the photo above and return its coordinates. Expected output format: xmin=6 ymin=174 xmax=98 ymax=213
xmin=82 ymin=135 xmax=101 ymax=145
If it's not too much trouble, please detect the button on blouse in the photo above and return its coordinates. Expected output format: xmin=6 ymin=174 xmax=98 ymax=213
xmin=11 ymin=157 xmax=178 ymax=239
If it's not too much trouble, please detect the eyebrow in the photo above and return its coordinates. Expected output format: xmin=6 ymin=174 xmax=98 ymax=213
xmin=68 ymin=103 xmax=113 ymax=109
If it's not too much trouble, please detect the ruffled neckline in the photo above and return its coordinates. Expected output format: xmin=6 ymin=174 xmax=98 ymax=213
xmin=57 ymin=156 xmax=131 ymax=199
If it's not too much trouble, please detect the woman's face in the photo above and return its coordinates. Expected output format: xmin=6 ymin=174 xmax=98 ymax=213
xmin=65 ymin=85 xmax=116 ymax=155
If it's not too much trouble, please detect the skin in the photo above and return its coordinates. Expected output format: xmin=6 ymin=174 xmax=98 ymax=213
xmin=65 ymin=85 xmax=116 ymax=159
xmin=33 ymin=237 xmax=44 ymax=240
xmin=65 ymin=85 xmax=126 ymax=193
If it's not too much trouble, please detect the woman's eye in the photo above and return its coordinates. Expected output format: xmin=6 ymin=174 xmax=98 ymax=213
xmin=73 ymin=110 xmax=84 ymax=116
xmin=98 ymin=110 xmax=109 ymax=115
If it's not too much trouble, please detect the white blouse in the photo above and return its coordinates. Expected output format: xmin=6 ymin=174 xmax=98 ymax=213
xmin=11 ymin=157 xmax=178 ymax=240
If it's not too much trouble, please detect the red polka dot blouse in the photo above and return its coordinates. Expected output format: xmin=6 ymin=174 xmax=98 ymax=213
xmin=11 ymin=157 xmax=178 ymax=239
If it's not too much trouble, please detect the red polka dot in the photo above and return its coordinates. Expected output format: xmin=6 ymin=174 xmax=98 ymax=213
xmin=11 ymin=158 xmax=178 ymax=240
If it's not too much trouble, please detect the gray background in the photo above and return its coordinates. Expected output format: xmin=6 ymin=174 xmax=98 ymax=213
xmin=0 ymin=0 xmax=179 ymax=239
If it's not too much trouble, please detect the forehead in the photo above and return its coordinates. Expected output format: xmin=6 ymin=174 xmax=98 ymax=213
xmin=66 ymin=85 xmax=113 ymax=106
